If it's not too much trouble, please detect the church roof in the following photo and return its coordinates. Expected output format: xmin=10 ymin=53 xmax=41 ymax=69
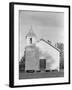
xmin=40 ymin=39 xmax=61 ymax=52
xmin=26 ymin=26 xmax=36 ymax=38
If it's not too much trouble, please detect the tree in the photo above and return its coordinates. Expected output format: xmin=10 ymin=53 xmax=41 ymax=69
xmin=55 ymin=42 xmax=64 ymax=52
xmin=47 ymin=40 xmax=51 ymax=44
xmin=55 ymin=42 xmax=64 ymax=69
xmin=19 ymin=51 xmax=26 ymax=72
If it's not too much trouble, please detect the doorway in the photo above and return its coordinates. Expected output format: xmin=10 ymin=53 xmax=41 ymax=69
xmin=40 ymin=59 xmax=46 ymax=71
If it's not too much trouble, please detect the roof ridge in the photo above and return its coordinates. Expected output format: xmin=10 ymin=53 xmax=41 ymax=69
xmin=40 ymin=39 xmax=61 ymax=52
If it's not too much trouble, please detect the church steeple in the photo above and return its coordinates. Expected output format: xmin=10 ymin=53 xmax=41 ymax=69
xmin=26 ymin=26 xmax=37 ymax=46
xmin=26 ymin=26 xmax=36 ymax=38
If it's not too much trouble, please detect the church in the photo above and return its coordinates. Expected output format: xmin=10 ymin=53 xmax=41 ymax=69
xmin=24 ymin=26 xmax=60 ymax=72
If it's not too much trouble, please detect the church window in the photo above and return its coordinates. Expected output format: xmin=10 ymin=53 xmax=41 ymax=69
xmin=30 ymin=38 xmax=32 ymax=44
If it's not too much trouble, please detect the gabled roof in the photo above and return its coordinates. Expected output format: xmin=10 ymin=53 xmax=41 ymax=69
xmin=40 ymin=39 xmax=61 ymax=52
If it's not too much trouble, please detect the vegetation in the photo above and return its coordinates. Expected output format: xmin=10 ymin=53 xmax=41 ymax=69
xmin=19 ymin=54 xmax=25 ymax=72
xmin=55 ymin=42 xmax=64 ymax=70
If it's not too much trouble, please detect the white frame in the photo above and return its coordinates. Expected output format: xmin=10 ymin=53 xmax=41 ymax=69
xmin=14 ymin=4 xmax=69 ymax=86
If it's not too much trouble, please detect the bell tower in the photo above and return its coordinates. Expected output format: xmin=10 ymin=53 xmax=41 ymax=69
xmin=26 ymin=26 xmax=37 ymax=46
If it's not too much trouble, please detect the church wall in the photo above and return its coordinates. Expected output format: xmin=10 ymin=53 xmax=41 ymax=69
xmin=36 ymin=40 xmax=60 ymax=71
xmin=25 ymin=45 xmax=40 ymax=71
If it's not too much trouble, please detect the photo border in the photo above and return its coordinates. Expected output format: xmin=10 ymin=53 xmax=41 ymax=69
xmin=9 ymin=2 xmax=70 ymax=88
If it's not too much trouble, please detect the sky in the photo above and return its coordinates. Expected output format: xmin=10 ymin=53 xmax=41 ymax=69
xmin=19 ymin=10 xmax=64 ymax=59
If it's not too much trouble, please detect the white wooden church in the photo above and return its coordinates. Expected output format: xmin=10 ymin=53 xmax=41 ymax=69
xmin=24 ymin=27 xmax=60 ymax=72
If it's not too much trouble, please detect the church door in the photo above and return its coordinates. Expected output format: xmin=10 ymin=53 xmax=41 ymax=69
xmin=40 ymin=59 xmax=46 ymax=71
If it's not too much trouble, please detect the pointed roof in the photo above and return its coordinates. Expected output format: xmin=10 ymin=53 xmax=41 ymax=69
xmin=26 ymin=26 xmax=36 ymax=38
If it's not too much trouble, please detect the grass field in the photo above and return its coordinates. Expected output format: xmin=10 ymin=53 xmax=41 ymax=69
xmin=19 ymin=70 xmax=64 ymax=79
